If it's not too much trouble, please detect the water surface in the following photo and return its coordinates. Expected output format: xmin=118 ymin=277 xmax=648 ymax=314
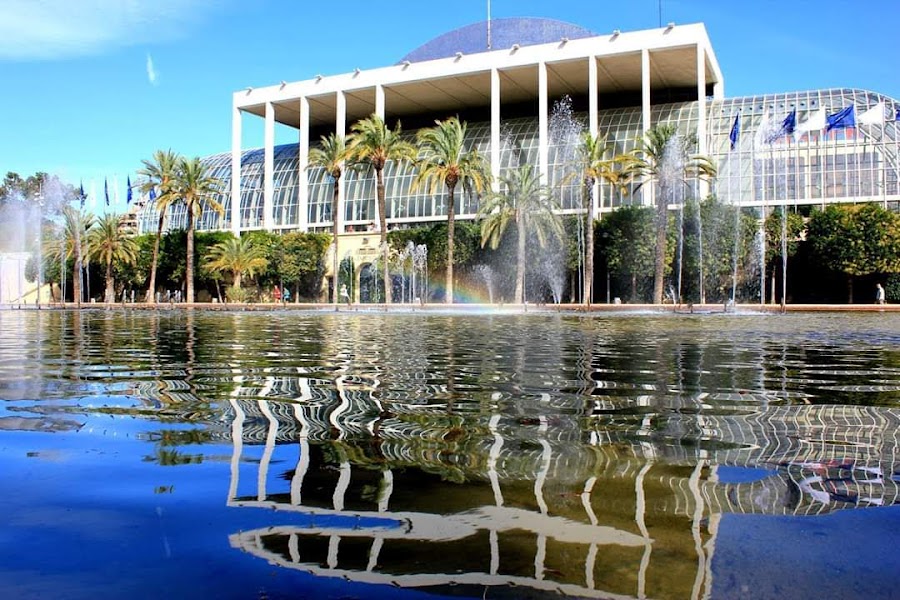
xmin=1 ymin=309 xmax=898 ymax=599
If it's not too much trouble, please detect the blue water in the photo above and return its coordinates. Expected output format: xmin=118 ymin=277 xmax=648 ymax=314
xmin=1 ymin=309 xmax=899 ymax=599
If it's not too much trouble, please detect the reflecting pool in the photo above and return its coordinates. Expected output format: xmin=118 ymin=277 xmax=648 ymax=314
xmin=1 ymin=309 xmax=899 ymax=600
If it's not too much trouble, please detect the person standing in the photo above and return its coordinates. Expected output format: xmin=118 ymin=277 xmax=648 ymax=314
xmin=876 ymin=283 xmax=886 ymax=305
xmin=273 ymin=285 xmax=282 ymax=303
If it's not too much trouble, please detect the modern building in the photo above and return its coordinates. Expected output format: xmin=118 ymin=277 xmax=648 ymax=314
xmin=137 ymin=17 xmax=900 ymax=279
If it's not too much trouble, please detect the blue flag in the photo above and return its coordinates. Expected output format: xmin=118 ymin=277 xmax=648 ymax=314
xmin=104 ymin=178 xmax=109 ymax=206
xmin=79 ymin=181 xmax=85 ymax=207
xmin=766 ymin=109 xmax=796 ymax=143
xmin=826 ymin=105 xmax=855 ymax=132
xmin=896 ymin=107 xmax=900 ymax=121
xmin=126 ymin=175 xmax=133 ymax=204
xmin=149 ymin=186 xmax=156 ymax=201
xmin=781 ymin=109 xmax=796 ymax=137
xmin=729 ymin=114 xmax=740 ymax=150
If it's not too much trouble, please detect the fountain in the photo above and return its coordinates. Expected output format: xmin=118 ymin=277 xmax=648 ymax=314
xmin=411 ymin=242 xmax=427 ymax=303
xmin=548 ymin=95 xmax=585 ymax=303
xmin=392 ymin=240 xmax=429 ymax=304
xmin=0 ymin=175 xmax=75 ymax=306
xmin=473 ymin=264 xmax=494 ymax=304
xmin=658 ymin=132 xmax=688 ymax=303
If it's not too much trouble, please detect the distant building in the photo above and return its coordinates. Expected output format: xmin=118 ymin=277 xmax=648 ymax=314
xmin=0 ymin=252 xmax=30 ymax=304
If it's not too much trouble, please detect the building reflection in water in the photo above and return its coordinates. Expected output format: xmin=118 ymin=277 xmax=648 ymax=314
xmin=222 ymin=372 xmax=900 ymax=599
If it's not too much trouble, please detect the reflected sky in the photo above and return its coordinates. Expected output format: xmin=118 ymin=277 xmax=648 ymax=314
xmin=0 ymin=309 xmax=899 ymax=599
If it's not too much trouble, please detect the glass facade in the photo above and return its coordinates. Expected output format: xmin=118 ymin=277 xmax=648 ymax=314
xmin=137 ymin=88 xmax=900 ymax=236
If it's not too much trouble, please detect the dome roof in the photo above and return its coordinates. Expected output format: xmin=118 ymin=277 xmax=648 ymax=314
xmin=400 ymin=17 xmax=596 ymax=63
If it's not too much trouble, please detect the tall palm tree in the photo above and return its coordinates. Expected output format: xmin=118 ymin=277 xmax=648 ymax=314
xmin=633 ymin=124 xmax=715 ymax=304
xmin=60 ymin=206 xmax=93 ymax=306
xmin=203 ymin=235 xmax=268 ymax=292
xmin=308 ymin=133 xmax=350 ymax=302
xmin=87 ymin=213 xmax=138 ymax=303
xmin=414 ymin=117 xmax=491 ymax=304
xmin=138 ymin=149 xmax=181 ymax=303
xmin=479 ymin=164 xmax=563 ymax=303
xmin=575 ymin=131 xmax=638 ymax=305
xmin=347 ymin=114 xmax=416 ymax=303
xmin=173 ymin=156 xmax=223 ymax=303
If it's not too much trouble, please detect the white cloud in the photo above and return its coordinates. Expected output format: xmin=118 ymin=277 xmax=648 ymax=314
xmin=0 ymin=0 xmax=221 ymax=60
xmin=146 ymin=53 xmax=158 ymax=85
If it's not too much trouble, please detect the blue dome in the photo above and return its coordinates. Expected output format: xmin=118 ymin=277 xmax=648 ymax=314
xmin=401 ymin=18 xmax=596 ymax=63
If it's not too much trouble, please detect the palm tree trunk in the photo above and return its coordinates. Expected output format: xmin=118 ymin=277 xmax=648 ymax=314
xmin=652 ymin=196 xmax=667 ymax=304
xmin=332 ymin=178 xmax=340 ymax=303
xmin=445 ymin=182 xmax=456 ymax=304
xmin=847 ymin=275 xmax=854 ymax=304
xmin=146 ymin=213 xmax=164 ymax=302
xmin=584 ymin=180 xmax=595 ymax=305
xmin=186 ymin=209 xmax=195 ymax=304
xmin=515 ymin=213 xmax=526 ymax=303
xmin=105 ymin=258 xmax=114 ymax=304
xmin=376 ymin=167 xmax=391 ymax=304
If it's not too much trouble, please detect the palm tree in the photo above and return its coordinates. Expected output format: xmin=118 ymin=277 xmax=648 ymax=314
xmin=347 ymin=114 xmax=416 ymax=303
xmin=138 ymin=149 xmax=181 ymax=303
xmin=575 ymin=131 xmax=638 ymax=304
xmin=203 ymin=235 xmax=268 ymax=294
xmin=173 ymin=156 xmax=223 ymax=303
xmin=60 ymin=206 xmax=93 ymax=306
xmin=308 ymin=133 xmax=350 ymax=302
xmin=87 ymin=213 xmax=138 ymax=303
xmin=414 ymin=117 xmax=491 ymax=304
xmin=479 ymin=164 xmax=563 ymax=303
xmin=633 ymin=124 xmax=715 ymax=304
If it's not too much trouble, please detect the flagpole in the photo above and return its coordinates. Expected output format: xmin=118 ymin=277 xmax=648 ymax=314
xmin=487 ymin=0 xmax=491 ymax=50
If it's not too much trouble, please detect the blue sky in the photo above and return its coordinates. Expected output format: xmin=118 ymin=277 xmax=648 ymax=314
xmin=1 ymin=0 xmax=896 ymax=210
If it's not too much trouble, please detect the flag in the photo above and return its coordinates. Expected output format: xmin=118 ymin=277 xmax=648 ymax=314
xmin=896 ymin=107 xmax=900 ymax=121
xmin=781 ymin=109 xmax=796 ymax=136
xmin=126 ymin=175 xmax=133 ymax=204
xmin=858 ymin=101 xmax=885 ymax=126
xmin=104 ymin=178 xmax=109 ymax=206
xmin=754 ymin=111 xmax=771 ymax=148
xmin=794 ymin=108 xmax=826 ymax=140
xmin=79 ymin=181 xmax=85 ymax=207
xmin=766 ymin=109 xmax=796 ymax=143
xmin=149 ymin=186 xmax=156 ymax=201
xmin=729 ymin=114 xmax=740 ymax=150
xmin=826 ymin=105 xmax=855 ymax=132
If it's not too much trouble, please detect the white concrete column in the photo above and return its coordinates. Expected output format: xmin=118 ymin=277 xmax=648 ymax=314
xmin=491 ymin=68 xmax=501 ymax=189
xmin=336 ymin=91 xmax=347 ymax=233
xmin=231 ymin=107 xmax=242 ymax=235
xmin=588 ymin=56 xmax=600 ymax=212
xmin=641 ymin=49 xmax=651 ymax=134
xmin=298 ymin=96 xmax=310 ymax=232
xmin=375 ymin=84 xmax=385 ymax=120
xmin=538 ymin=61 xmax=549 ymax=183
xmin=641 ymin=49 xmax=652 ymax=207
xmin=263 ymin=101 xmax=275 ymax=230
xmin=713 ymin=81 xmax=724 ymax=100
xmin=697 ymin=44 xmax=710 ymax=198
xmin=696 ymin=44 xmax=708 ymax=156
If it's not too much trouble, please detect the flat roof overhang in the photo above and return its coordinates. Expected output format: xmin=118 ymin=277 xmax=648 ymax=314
xmin=235 ymin=22 xmax=723 ymax=130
